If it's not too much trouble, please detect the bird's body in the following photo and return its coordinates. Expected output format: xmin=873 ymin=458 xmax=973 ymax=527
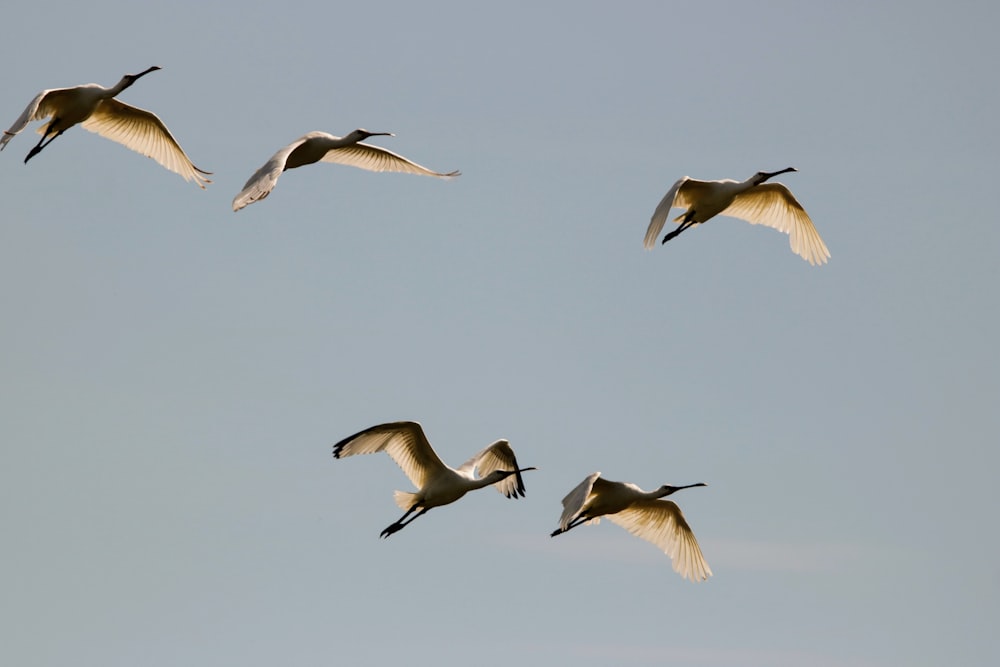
xmin=551 ymin=472 xmax=712 ymax=582
xmin=644 ymin=168 xmax=829 ymax=265
xmin=1 ymin=67 xmax=211 ymax=187
xmin=332 ymin=421 xmax=535 ymax=538
xmin=232 ymin=130 xmax=460 ymax=211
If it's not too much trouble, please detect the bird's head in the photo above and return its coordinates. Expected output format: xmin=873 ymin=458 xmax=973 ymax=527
xmin=349 ymin=129 xmax=394 ymax=141
xmin=753 ymin=167 xmax=796 ymax=186
xmin=129 ymin=66 xmax=161 ymax=81
xmin=657 ymin=482 xmax=707 ymax=497
xmin=117 ymin=66 xmax=161 ymax=90
xmin=488 ymin=466 xmax=538 ymax=482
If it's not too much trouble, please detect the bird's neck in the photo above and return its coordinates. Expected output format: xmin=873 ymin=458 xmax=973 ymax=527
xmin=470 ymin=474 xmax=503 ymax=490
xmin=472 ymin=471 xmax=518 ymax=490
xmin=108 ymin=78 xmax=134 ymax=97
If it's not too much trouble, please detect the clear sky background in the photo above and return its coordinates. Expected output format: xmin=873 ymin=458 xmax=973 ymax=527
xmin=1 ymin=2 xmax=997 ymax=666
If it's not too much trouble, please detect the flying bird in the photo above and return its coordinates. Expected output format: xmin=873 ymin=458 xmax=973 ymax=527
xmin=1 ymin=66 xmax=211 ymax=187
xmin=332 ymin=421 xmax=535 ymax=538
xmin=551 ymin=472 xmax=712 ymax=582
xmin=643 ymin=168 xmax=829 ymax=265
xmin=232 ymin=130 xmax=460 ymax=211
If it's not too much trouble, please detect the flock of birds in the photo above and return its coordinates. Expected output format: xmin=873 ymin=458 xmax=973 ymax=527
xmin=3 ymin=66 xmax=832 ymax=583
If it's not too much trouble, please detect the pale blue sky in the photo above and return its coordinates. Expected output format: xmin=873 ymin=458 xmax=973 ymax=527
xmin=2 ymin=2 xmax=997 ymax=666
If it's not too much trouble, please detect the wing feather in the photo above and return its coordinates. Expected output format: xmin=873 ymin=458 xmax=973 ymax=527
xmin=606 ymin=499 xmax=712 ymax=582
xmin=232 ymin=139 xmax=309 ymax=211
xmin=1 ymin=88 xmax=75 ymax=149
xmin=644 ymin=178 xmax=686 ymax=249
xmin=721 ymin=183 xmax=830 ymax=265
xmin=556 ymin=472 xmax=601 ymax=530
xmin=80 ymin=98 xmax=211 ymax=188
xmin=320 ymin=142 xmax=460 ymax=178
xmin=644 ymin=178 xmax=717 ymax=248
xmin=457 ymin=439 xmax=528 ymax=498
xmin=332 ymin=421 xmax=448 ymax=489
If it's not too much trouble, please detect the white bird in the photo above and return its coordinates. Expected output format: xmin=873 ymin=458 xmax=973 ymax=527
xmin=1 ymin=66 xmax=211 ymax=187
xmin=644 ymin=168 xmax=829 ymax=265
xmin=232 ymin=130 xmax=460 ymax=211
xmin=332 ymin=421 xmax=536 ymax=538
xmin=550 ymin=472 xmax=712 ymax=582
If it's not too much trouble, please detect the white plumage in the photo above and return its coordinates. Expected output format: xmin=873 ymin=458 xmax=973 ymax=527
xmin=1 ymin=66 xmax=211 ymax=187
xmin=644 ymin=168 xmax=829 ymax=265
xmin=551 ymin=472 xmax=712 ymax=582
xmin=332 ymin=421 xmax=535 ymax=538
xmin=232 ymin=130 xmax=460 ymax=211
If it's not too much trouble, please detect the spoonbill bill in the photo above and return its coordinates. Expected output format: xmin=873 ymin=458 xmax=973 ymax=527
xmin=550 ymin=472 xmax=712 ymax=582
xmin=644 ymin=168 xmax=829 ymax=265
xmin=232 ymin=130 xmax=460 ymax=211
xmin=1 ymin=66 xmax=211 ymax=187
xmin=332 ymin=421 xmax=535 ymax=538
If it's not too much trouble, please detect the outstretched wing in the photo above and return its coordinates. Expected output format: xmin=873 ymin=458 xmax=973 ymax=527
xmin=320 ymin=141 xmax=460 ymax=178
xmin=232 ymin=137 xmax=309 ymax=211
xmin=457 ymin=439 xmax=528 ymax=498
xmin=644 ymin=178 xmax=686 ymax=249
xmin=721 ymin=183 xmax=830 ymax=265
xmin=81 ymin=98 xmax=211 ymax=188
xmin=606 ymin=499 xmax=712 ymax=582
xmin=332 ymin=421 xmax=448 ymax=490
xmin=556 ymin=472 xmax=601 ymax=531
xmin=644 ymin=178 xmax=716 ymax=248
xmin=1 ymin=88 xmax=74 ymax=149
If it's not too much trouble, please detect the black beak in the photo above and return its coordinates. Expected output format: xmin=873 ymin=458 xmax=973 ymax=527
xmin=662 ymin=482 xmax=708 ymax=496
xmin=764 ymin=167 xmax=796 ymax=179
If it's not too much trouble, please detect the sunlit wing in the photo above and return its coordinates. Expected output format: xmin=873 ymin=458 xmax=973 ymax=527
xmin=1 ymin=88 xmax=72 ymax=149
xmin=644 ymin=178 xmax=715 ymax=248
xmin=332 ymin=421 xmax=448 ymax=490
xmin=320 ymin=141 xmax=460 ymax=178
xmin=232 ymin=139 xmax=308 ymax=211
xmin=606 ymin=499 xmax=713 ymax=582
xmin=457 ymin=439 xmax=527 ymax=498
xmin=721 ymin=183 xmax=830 ymax=265
xmin=644 ymin=178 xmax=685 ymax=249
xmin=80 ymin=98 xmax=211 ymax=188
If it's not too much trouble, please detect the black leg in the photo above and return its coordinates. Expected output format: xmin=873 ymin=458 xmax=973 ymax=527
xmin=550 ymin=515 xmax=589 ymax=537
xmin=662 ymin=219 xmax=697 ymax=245
xmin=25 ymin=125 xmax=63 ymax=164
xmin=380 ymin=506 xmax=428 ymax=539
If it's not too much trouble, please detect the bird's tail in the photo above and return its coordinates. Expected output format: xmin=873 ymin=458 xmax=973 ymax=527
xmin=393 ymin=490 xmax=419 ymax=511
